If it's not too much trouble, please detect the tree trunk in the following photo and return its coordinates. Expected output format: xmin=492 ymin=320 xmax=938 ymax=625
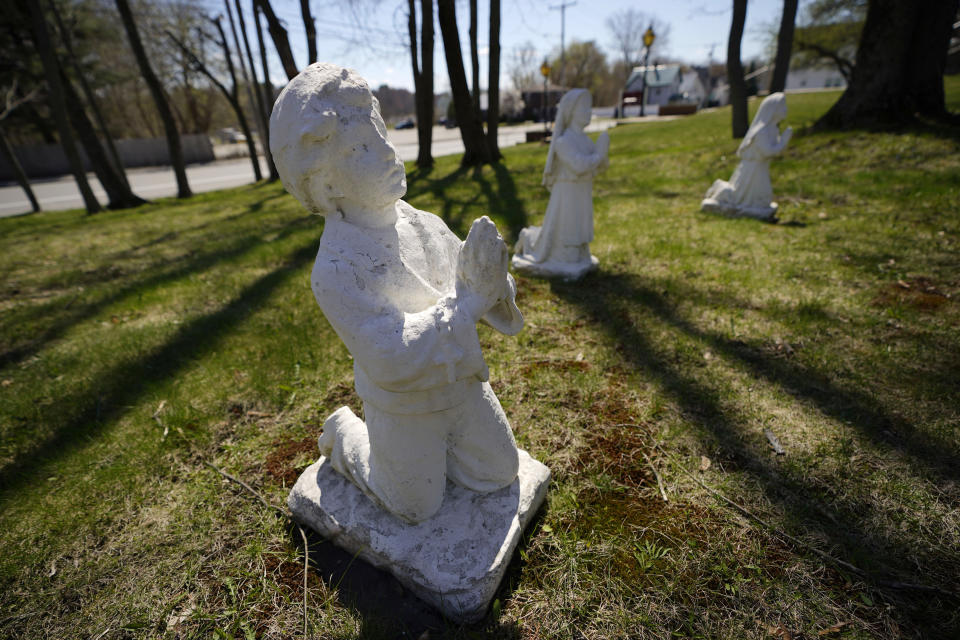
xmin=818 ymin=0 xmax=959 ymax=128
xmin=225 ymin=0 xmax=267 ymax=167
xmin=408 ymin=0 xmax=434 ymax=168
xmin=0 ymin=125 xmax=41 ymax=213
xmin=727 ymin=0 xmax=749 ymax=138
xmin=769 ymin=0 xmax=798 ymax=94
xmin=49 ymin=0 xmax=130 ymax=191
xmin=437 ymin=0 xmax=490 ymax=166
xmin=486 ymin=0 xmax=501 ymax=161
xmin=254 ymin=0 xmax=298 ymax=80
xmin=26 ymin=0 xmax=101 ymax=213
xmin=62 ymin=72 xmax=147 ymax=209
xmin=469 ymin=0 xmax=480 ymax=113
xmin=115 ymin=0 xmax=192 ymax=198
xmin=210 ymin=18 xmax=262 ymax=180
xmin=236 ymin=0 xmax=278 ymax=180
xmin=254 ymin=2 xmax=280 ymax=180
xmin=300 ymin=0 xmax=317 ymax=64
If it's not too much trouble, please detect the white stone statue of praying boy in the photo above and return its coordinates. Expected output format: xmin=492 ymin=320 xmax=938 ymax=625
xmin=701 ymin=92 xmax=793 ymax=221
xmin=269 ymin=63 xmax=526 ymax=524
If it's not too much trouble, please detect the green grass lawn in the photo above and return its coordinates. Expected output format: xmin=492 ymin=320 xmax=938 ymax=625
xmin=1 ymin=82 xmax=958 ymax=639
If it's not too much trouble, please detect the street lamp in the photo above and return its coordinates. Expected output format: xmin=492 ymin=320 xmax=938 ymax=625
xmin=540 ymin=60 xmax=552 ymax=138
xmin=641 ymin=25 xmax=656 ymax=117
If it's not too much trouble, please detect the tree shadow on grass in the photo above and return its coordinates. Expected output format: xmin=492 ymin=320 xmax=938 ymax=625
xmin=0 ymin=212 xmax=314 ymax=372
xmin=404 ymin=163 xmax=529 ymax=241
xmin=291 ymin=523 xmax=524 ymax=639
xmin=405 ymin=165 xmax=473 ymax=236
xmin=0 ymin=233 xmax=319 ymax=497
xmin=551 ymin=270 xmax=958 ymax=633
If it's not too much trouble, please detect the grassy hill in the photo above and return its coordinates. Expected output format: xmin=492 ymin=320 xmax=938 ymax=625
xmin=1 ymin=82 xmax=958 ymax=638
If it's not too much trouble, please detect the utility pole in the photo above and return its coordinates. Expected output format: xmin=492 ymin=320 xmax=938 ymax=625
xmin=549 ymin=0 xmax=576 ymax=86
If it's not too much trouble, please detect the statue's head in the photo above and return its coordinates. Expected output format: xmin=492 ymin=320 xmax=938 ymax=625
xmin=755 ymin=92 xmax=787 ymax=126
xmin=554 ymin=89 xmax=592 ymax=134
xmin=269 ymin=63 xmax=407 ymax=216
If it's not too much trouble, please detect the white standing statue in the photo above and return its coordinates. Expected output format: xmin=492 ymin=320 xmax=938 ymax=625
xmin=271 ymin=63 xmax=550 ymax=623
xmin=701 ymin=92 xmax=793 ymax=221
xmin=512 ymin=89 xmax=609 ymax=280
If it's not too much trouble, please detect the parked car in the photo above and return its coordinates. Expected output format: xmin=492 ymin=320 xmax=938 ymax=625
xmin=394 ymin=118 xmax=415 ymax=129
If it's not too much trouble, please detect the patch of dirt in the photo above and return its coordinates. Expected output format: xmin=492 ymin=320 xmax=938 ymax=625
xmin=584 ymin=422 xmax=657 ymax=488
xmin=589 ymin=387 xmax=638 ymax=425
xmin=873 ymin=277 xmax=951 ymax=311
xmin=264 ymin=436 xmax=316 ymax=486
xmin=320 ymin=380 xmax=361 ymax=414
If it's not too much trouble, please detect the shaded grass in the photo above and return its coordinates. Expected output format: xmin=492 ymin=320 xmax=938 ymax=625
xmin=1 ymin=80 xmax=959 ymax=639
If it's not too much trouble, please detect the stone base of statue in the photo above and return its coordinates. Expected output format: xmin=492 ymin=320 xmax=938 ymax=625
xmin=511 ymin=225 xmax=598 ymax=281
xmin=700 ymin=197 xmax=778 ymax=222
xmin=288 ymin=449 xmax=551 ymax=623
xmin=511 ymin=252 xmax=598 ymax=280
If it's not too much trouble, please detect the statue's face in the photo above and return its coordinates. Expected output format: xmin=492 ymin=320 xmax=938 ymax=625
xmin=333 ymin=103 xmax=407 ymax=209
xmin=295 ymin=93 xmax=406 ymax=214
xmin=571 ymin=98 xmax=592 ymax=129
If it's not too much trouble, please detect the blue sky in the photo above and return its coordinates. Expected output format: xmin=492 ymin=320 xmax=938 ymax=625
xmin=200 ymin=0 xmax=788 ymax=92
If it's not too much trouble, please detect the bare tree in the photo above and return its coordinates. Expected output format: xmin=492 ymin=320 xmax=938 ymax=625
xmin=437 ymin=0 xmax=490 ymax=166
xmin=727 ymin=0 xmax=749 ymax=138
xmin=606 ymin=9 xmax=671 ymax=83
xmin=61 ymin=70 xmax=148 ymax=209
xmin=166 ymin=18 xmax=262 ymax=181
xmin=49 ymin=0 xmax=129 ymax=192
xmin=507 ymin=42 xmax=538 ymax=92
xmin=769 ymin=0 xmax=799 ymax=93
xmin=254 ymin=0 xmax=282 ymax=176
xmin=253 ymin=0 xmax=298 ymax=80
xmin=25 ymin=0 xmax=101 ymax=213
xmin=233 ymin=0 xmax=278 ymax=180
xmin=818 ymin=0 xmax=959 ymax=128
xmin=0 ymin=83 xmax=41 ymax=213
xmin=469 ymin=0 xmax=480 ymax=112
xmin=407 ymin=0 xmax=434 ymax=168
xmin=300 ymin=0 xmax=317 ymax=64
xmin=115 ymin=0 xmax=192 ymax=198
xmin=487 ymin=0 xmax=501 ymax=160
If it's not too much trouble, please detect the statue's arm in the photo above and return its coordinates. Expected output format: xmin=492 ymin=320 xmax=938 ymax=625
xmin=314 ymin=258 xmax=487 ymax=391
xmin=554 ymin=135 xmax=606 ymax=175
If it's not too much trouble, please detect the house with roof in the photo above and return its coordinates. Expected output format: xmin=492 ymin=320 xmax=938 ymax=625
xmin=621 ymin=64 xmax=707 ymax=115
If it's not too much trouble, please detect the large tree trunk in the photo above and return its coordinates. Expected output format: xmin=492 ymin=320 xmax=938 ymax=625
xmin=0 ymin=125 xmax=41 ymax=213
xmin=769 ymin=0 xmax=798 ymax=94
xmin=254 ymin=1 xmax=281 ymax=180
xmin=115 ymin=0 xmax=192 ymax=198
xmin=62 ymin=73 xmax=147 ymax=209
xmin=486 ymin=0 xmax=501 ymax=161
xmin=236 ymin=0 xmax=278 ymax=180
xmin=26 ymin=0 xmax=101 ymax=213
xmin=727 ymin=0 xmax=749 ymax=138
xmin=437 ymin=0 xmax=490 ymax=166
xmin=254 ymin=0 xmax=298 ymax=80
xmin=469 ymin=0 xmax=480 ymax=113
xmin=212 ymin=18 xmax=262 ymax=180
xmin=408 ymin=0 xmax=434 ymax=168
xmin=300 ymin=0 xmax=317 ymax=64
xmin=818 ymin=0 xmax=959 ymax=128
xmin=49 ymin=0 xmax=131 ymax=192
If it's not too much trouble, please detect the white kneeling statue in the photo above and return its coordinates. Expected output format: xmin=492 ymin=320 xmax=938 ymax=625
xmin=512 ymin=89 xmax=609 ymax=280
xmin=701 ymin=92 xmax=793 ymax=221
xmin=271 ymin=63 xmax=550 ymax=622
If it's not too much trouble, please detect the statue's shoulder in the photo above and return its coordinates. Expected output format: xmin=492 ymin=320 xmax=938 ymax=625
xmin=397 ymin=200 xmax=460 ymax=243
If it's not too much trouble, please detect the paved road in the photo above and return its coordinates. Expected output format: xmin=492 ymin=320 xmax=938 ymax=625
xmin=0 ymin=118 xmax=646 ymax=218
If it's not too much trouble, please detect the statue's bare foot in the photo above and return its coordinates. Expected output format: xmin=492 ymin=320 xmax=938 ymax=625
xmin=318 ymin=406 xmax=359 ymax=456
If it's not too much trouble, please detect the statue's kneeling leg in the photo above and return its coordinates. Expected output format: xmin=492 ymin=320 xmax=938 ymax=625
xmin=446 ymin=381 xmax=520 ymax=493
xmin=363 ymin=404 xmax=449 ymax=524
